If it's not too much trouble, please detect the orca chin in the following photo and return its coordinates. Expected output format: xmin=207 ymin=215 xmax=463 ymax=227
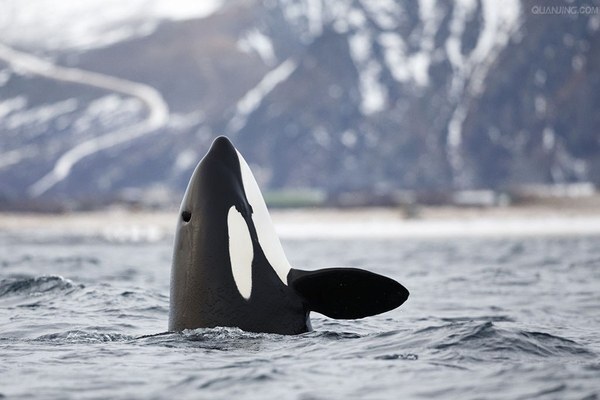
xmin=169 ymin=135 xmax=409 ymax=335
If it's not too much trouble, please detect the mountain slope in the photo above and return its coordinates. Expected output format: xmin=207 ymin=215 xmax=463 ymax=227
xmin=0 ymin=0 xmax=598 ymax=208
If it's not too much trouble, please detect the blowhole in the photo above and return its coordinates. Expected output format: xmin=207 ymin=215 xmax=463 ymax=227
xmin=181 ymin=210 xmax=192 ymax=222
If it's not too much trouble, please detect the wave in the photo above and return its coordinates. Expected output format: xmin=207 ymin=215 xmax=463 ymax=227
xmin=35 ymin=329 xmax=132 ymax=343
xmin=9 ymin=312 xmax=595 ymax=365
xmin=423 ymin=321 xmax=594 ymax=359
xmin=130 ymin=320 xmax=594 ymax=362
xmin=135 ymin=326 xmax=293 ymax=351
xmin=304 ymin=330 xmax=363 ymax=340
xmin=0 ymin=275 xmax=83 ymax=298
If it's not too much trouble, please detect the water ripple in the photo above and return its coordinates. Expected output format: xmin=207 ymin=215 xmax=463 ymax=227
xmin=0 ymin=275 xmax=83 ymax=298
xmin=35 ymin=330 xmax=132 ymax=343
xmin=2 ymin=234 xmax=600 ymax=399
xmin=427 ymin=321 xmax=594 ymax=358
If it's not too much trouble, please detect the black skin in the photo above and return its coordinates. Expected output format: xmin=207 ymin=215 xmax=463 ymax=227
xmin=169 ymin=136 xmax=409 ymax=335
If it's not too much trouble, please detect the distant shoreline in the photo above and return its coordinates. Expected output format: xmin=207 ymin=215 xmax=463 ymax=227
xmin=1 ymin=204 xmax=600 ymax=239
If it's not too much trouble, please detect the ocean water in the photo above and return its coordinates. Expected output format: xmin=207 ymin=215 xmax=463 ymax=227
xmin=1 ymin=227 xmax=599 ymax=399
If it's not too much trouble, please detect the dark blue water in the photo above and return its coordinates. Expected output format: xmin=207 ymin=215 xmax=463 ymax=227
xmin=1 ymin=229 xmax=599 ymax=399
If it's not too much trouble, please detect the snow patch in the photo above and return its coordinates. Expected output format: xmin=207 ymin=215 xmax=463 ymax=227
xmin=0 ymin=0 xmax=224 ymax=50
xmin=447 ymin=104 xmax=467 ymax=149
xmin=468 ymin=0 xmax=521 ymax=95
xmin=0 ymin=96 xmax=27 ymax=119
xmin=445 ymin=0 xmax=522 ymax=186
xmin=71 ymin=96 xmax=142 ymax=135
xmin=4 ymin=99 xmax=78 ymax=131
xmin=149 ymin=0 xmax=223 ymax=21
xmin=401 ymin=0 xmax=444 ymax=87
xmin=0 ymin=44 xmax=170 ymax=196
xmin=379 ymin=33 xmax=409 ymax=82
xmin=347 ymin=7 xmax=368 ymax=28
xmin=358 ymin=60 xmax=387 ymax=114
xmin=348 ymin=30 xmax=371 ymax=62
xmin=535 ymin=96 xmax=547 ymax=116
xmin=341 ymin=130 xmax=358 ymax=148
xmin=0 ymin=69 xmax=11 ymax=86
xmin=374 ymin=0 xmax=444 ymax=88
xmin=349 ymin=29 xmax=388 ymax=114
xmin=173 ymin=149 xmax=198 ymax=172
xmin=446 ymin=0 xmax=478 ymax=97
xmin=238 ymin=29 xmax=277 ymax=66
xmin=227 ymin=59 xmax=297 ymax=133
xmin=306 ymin=0 xmax=324 ymax=37
xmin=0 ymin=144 xmax=38 ymax=170
xmin=543 ymin=127 xmax=555 ymax=151
xmin=313 ymin=126 xmax=331 ymax=148
xmin=360 ymin=0 xmax=401 ymax=30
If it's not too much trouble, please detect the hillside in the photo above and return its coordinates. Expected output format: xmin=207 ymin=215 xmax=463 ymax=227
xmin=0 ymin=0 xmax=598 ymax=209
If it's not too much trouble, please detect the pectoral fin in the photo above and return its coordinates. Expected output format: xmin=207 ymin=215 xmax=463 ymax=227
xmin=288 ymin=268 xmax=409 ymax=319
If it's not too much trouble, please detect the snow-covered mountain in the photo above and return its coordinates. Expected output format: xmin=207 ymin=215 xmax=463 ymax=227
xmin=0 ymin=0 xmax=599 ymax=208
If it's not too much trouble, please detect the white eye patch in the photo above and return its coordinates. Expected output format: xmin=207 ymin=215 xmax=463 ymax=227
xmin=227 ymin=206 xmax=253 ymax=300
xmin=236 ymin=150 xmax=292 ymax=285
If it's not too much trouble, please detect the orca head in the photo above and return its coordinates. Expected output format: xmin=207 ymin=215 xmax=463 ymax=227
xmin=170 ymin=136 xmax=297 ymax=332
xmin=178 ymin=135 xmax=250 ymax=225
xmin=176 ymin=135 xmax=292 ymax=286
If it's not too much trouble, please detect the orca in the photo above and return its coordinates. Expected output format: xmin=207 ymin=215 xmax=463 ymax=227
xmin=169 ymin=136 xmax=409 ymax=335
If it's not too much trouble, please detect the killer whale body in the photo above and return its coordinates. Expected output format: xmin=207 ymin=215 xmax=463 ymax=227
xmin=169 ymin=136 xmax=409 ymax=335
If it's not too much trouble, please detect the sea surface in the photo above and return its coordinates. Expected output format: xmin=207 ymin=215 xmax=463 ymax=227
xmin=1 ymin=224 xmax=599 ymax=399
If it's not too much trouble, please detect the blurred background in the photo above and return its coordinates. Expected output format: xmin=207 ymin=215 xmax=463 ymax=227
xmin=3 ymin=3 xmax=600 ymax=398
xmin=0 ymin=0 xmax=599 ymax=213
